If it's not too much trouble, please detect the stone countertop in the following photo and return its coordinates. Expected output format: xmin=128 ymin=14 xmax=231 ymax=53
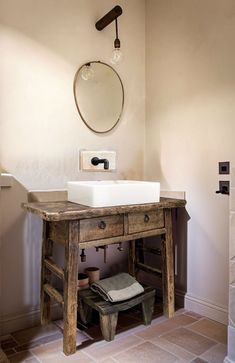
xmin=22 ymin=197 xmax=186 ymax=222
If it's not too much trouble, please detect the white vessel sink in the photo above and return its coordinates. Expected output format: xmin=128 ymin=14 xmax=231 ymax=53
xmin=67 ymin=180 xmax=160 ymax=207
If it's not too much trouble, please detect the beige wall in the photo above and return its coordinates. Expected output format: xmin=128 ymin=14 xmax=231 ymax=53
xmin=1 ymin=0 xmax=234 ymax=334
xmin=0 ymin=0 xmax=145 ymax=333
xmin=145 ymin=0 xmax=235 ymax=321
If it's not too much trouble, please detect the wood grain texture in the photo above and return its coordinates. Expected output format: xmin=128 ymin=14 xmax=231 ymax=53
xmin=162 ymin=209 xmax=175 ymax=318
xmin=48 ymin=221 xmax=68 ymax=245
xmin=80 ymin=215 xmax=123 ymax=242
xmin=78 ymin=287 xmax=155 ymax=315
xmin=22 ymin=197 xmax=186 ymax=221
xmin=128 ymin=240 xmax=136 ymax=277
xmin=24 ymin=197 xmax=186 ymax=355
xmin=44 ymin=258 xmax=64 ymax=279
xmin=99 ymin=312 xmax=118 ymax=341
xmin=63 ymin=220 xmax=79 ymax=355
xmin=79 ymin=227 xmax=166 ymax=249
xmin=43 ymin=284 xmax=64 ymax=305
xmin=40 ymin=221 xmax=53 ymax=325
xmin=141 ymin=295 xmax=155 ymax=325
xmin=128 ymin=210 xmax=164 ymax=234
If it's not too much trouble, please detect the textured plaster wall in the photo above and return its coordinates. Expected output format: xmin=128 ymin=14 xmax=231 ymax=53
xmin=145 ymin=0 xmax=235 ymax=321
xmin=0 ymin=0 xmax=145 ymax=333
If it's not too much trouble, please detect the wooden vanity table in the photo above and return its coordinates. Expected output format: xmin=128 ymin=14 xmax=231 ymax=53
xmin=22 ymin=197 xmax=186 ymax=356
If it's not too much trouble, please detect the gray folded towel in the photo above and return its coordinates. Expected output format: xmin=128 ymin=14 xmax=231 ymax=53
xmin=90 ymin=272 xmax=144 ymax=302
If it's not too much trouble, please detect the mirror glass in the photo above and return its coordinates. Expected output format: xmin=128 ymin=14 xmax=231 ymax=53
xmin=73 ymin=61 xmax=124 ymax=133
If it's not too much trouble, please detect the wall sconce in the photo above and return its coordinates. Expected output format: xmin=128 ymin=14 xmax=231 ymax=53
xmin=95 ymin=5 xmax=123 ymax=65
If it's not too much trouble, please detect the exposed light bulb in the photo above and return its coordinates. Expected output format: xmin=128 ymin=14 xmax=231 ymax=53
xmin=110 ymin=47 xmax=123 ymax=65
xmin=81 ymin=64 xmax=94 ymax=81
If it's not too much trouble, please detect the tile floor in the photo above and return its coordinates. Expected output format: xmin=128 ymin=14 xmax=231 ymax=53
xmin=0 ymin=308 xmax=227 ymax=363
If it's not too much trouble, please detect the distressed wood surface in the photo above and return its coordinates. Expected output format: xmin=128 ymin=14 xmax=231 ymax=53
xmin=48 ymin=221 xmax=68 ymax=245
xmin=44 ymin=257 xmax=64 ymax=280
xmin=80 ymin=215 xmax=124 ymax=242
xmin=43 ymin=283 xmax=64 ymax=305
xmin=40 ymin=221 xmax=53 ymax=325
xmin=63 ymin=220 xmax=79 ymax=355
xmin=162 ymin=209 xmax=175 ymax=318
xmin=78 ymin=286 xmax=155 ymax=315
xmin=29 ymin=197 xmax=186 ymax=356
xmin=79 ymin=227 xmax=166 ymax=249
xmin=128 ymin=240 xmax=136 ymax=277
xmin=22 ymin=197 xmax=186 ymax=221
xmin=79 ymin=287 xmax=155 ymax=342
xmin=136 ymin=262 xmax=162 ymax=277
xmin=100 ymin=312 xmax=118 ymax=341
xmin=128 ymin=209 xmax=164 ymax=234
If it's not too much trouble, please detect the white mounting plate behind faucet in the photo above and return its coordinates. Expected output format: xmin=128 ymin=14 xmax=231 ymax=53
xmin=80 ymin=150 xmax=116 ymax=171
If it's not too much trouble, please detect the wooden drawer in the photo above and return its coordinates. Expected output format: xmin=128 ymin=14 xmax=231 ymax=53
xmin=80 ymin=215 xmax=124 ymax=242
xmin=128 ymin=210 xmax=164 ymax=234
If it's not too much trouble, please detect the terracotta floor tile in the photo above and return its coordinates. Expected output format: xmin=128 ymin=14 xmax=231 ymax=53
xmin=188 ymin=318 xmax=227 ymax=344
xmin=31 ymin=339 xmax=63 ymax=360
xmin=15 ymin=332 xmax=62 ymax=352
xmin=1 ymin=337 xmax=18 ymax=351
xmin=201 ymin=343 xmax=227 ymax=363
xmin=8 ymin=351 xmax=37 ymax=363
xmin=39 ymin=351 xmax=95 ymax=362
xmin=161 ymin=327 xmax=216 ymax=356
xmin=4 ymin=349 xmax=16 ymax=357
xmin=12 ymin=324 xmax=60 ymax=345
xmin=0 ymin=349 xmax=9 ymax=363
xmin=113 ymin=341 xmax=178 ymax=363
xmin=83 ymin=334 xmax=143 ymax=361
xmin=2 ymin=310 xmax=228 ymax=363
xmin=151 ymin=336 xmax=196 ymax=361
xmin=183 ymin=312 xmax=203 ymax=320
xmin=136 ymin=314 xmax=197 ymax=340
xmin=0 ymin=335 xmax=12 ymax=343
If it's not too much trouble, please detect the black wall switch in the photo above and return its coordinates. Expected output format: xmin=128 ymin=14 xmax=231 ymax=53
xmin=219 ymin=161 xmax=230 ymax=175
xmin=216 ymin=180 xmax=230 ymax=195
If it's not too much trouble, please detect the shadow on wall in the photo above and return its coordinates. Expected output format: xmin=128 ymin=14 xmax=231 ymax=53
xmin=0 ymin=181 xmax=130 ymax=335
xmin=138 ymin=207 xmax=190 ymax=308
xmin=0 ymin=176 xmax=43 ymax=335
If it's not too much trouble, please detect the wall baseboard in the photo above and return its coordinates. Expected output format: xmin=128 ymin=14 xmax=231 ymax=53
xmin=1 ymin=292 xmax=227 ymax=335
xmin=175 ymin=288 xmax=186 ymax=308
xmin=185 ymin=293 xmax=228 ymax=325
xmin=0 ymin=304 xmax=62 ymax=336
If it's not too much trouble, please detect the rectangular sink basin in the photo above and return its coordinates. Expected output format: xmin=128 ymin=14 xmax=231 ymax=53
xmin=67 ymin=180 xmax=160 ymax=207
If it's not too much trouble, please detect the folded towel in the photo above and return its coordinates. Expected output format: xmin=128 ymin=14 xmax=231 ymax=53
xmin=90 ymin=272 xmax=144 ymax=302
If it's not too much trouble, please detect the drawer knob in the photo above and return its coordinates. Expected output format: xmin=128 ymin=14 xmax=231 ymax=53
xmin=144 ymin=214 xmax=150 ymax=223
xmin=98 ymin=221 xmax=106 ymax=229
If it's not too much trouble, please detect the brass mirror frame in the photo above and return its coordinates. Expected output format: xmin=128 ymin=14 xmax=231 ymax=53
xmin=73 ymin=61 xmax=124 ymax=134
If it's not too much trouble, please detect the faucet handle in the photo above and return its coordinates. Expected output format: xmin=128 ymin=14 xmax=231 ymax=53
xmin=91 ymin=157 xmax=109 ymax=170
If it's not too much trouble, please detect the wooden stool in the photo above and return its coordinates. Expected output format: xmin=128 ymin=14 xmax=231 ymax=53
xmin=78 ymin=286 xmax=155 ymax=341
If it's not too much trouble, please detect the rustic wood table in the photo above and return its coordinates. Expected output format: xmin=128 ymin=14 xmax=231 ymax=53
xmin=22 ymin=197 xmax=186 ymax=356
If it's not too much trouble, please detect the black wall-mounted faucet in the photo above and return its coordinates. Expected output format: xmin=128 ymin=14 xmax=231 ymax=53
xmin=91 ymin=157 xmax=109 ymax=170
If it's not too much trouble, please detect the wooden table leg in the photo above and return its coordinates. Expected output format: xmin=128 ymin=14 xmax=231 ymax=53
xmin=162 ymin=209 xmax=175 ymax=318
xmin=63 ymin=220 xmax=79 ymax=355
xmin=41 ymin=221 xmax=53 ymax=325
xmin=128 ymin=240 xmax=136 ymax=277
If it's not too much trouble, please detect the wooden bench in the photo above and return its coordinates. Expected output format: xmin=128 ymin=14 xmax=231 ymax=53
xmin=78 ymin=286 xmax=155 ymax=341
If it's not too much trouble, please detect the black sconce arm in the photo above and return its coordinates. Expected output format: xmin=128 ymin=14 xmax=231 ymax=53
xmin=95 ymin=5 xmax=122 ymax=31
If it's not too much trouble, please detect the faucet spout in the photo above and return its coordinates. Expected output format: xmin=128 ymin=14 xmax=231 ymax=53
xmin=91 ymin=157 xmax=109 ymax=170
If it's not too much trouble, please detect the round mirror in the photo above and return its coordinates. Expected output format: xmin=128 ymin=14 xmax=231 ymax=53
xmin=73 ymin=61 xmax=124 ymax=133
